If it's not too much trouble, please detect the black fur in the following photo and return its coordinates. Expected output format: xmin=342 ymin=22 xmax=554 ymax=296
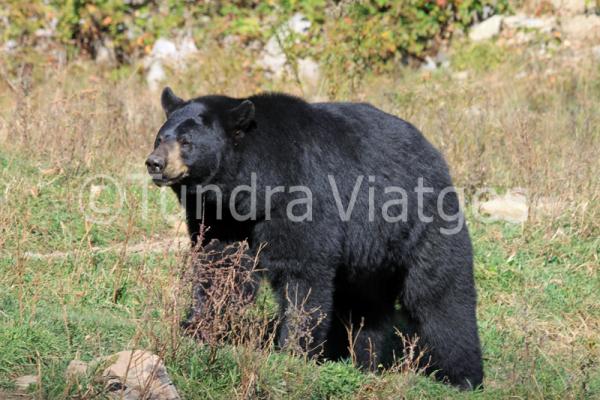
xmin=148 ymin=89 xmax=483 ymax=390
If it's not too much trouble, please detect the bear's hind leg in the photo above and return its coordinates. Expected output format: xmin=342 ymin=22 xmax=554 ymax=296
xmin=401 ymin=230 xmax=483 ymax=390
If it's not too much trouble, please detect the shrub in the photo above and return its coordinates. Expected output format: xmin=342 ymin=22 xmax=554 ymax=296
xmin=1 ymin=0 xmax=508 ymax=71
xmin=322 ymin=0 xmax=509 ymax=70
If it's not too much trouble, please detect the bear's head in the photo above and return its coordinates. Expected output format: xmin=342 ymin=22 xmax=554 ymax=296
xmin=146 ymin=87 xmax=255 ymax=186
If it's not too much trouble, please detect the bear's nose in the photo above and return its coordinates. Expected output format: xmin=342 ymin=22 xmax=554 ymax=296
xmin=146 ymin=155 xmax=165 ymax=173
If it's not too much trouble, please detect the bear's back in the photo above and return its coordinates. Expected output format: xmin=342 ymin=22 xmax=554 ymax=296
xmin=223 ymin=93 xmax=452 ymax=192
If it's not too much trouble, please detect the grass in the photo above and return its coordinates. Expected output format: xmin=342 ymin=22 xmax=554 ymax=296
xmin=0 ymin=40 xmax=599 ymax=399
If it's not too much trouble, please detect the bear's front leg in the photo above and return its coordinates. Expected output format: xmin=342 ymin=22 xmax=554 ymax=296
xmin=266 ymin=260 xmax=335 ymax=359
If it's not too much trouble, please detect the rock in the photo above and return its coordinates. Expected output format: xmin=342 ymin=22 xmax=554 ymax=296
xmin=287 ymin=12 xmax=311 ymax=35
xmin=297 ymin=58 xmax=320 ymax=87
xmin=259 ymin=13 xmax=311 ymax=77
xmin=95 ymin=40 xmax=117 ymax=67
xmin=66 ymin=350 xmax=180 ymax=400
xmin=562 ymin=15 xmax=600 ymax=40
xmin=469 ymin=15 xmax=503 ymax=42
xmin=103 ymin=350 xmax=180 ymax=400
xmin=421 ymin=56 xmax=437 ymax=71
xmin=95 ymin=46 xmax=113 ymax=65
xmin=421 ymin=51 xmax=450 ymax=71
xmin=551 ymin=0 xmax=588 ymax=16
xmin=478 ymin=190 xmax=528 ymax=223
xmin=259 ymin=36 xmax=288 ymax=77
xmin=151 ymin=38 xmax=178 ymax=61
xmin=482 ymin=5 xmax=496 ymax=20
xmin=503 ymin=14 xmax=556 ymax=33
xmin=15 ymin=375 xmax=37 ymax=391
xmin=144 ymin=36 xmax=198 ymax=90
xmin=147 ymin=61 xmax=166 ymax=92
xmin=148 ymin=36 xmax=198 ymax=62
xmin=178 ymin=36 xmax=198 ymax=59
xmin=3 ymin=39 xmax=18 ymax=53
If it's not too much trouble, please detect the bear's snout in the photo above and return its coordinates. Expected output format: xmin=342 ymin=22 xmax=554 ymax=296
xmin=146 ymin=141 xmax=189 ymax=185
xmin=146 ymin=154 xmax=165 ymax=174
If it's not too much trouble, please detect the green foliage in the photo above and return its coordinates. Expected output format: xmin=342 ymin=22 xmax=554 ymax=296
xmin=1 ymin=0 xmax=507 ymax=69
xmin=321 ymin=0 xmax=509 ymax=79
xmin=316 ymin=361 xmax=365 ymax=399
xmin=0 ymin=1 xmax=53 ymax=43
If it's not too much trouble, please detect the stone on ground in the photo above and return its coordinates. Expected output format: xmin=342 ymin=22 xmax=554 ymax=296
xmin=479 ymin=190 xmax=528 ymax=223
xmin=503 ymin=14 xmax=556 ymax=32
xmin=469 ymin=15 xmax=503 ymax=41
xmin=66 ymin=350 xmax=180 ymax=400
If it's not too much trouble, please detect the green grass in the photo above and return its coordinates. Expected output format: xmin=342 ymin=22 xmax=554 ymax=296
xmin=1 ymin=148 xmax=598 ymax=399
xmin=0 ymin=39 xmax=599 ymax=399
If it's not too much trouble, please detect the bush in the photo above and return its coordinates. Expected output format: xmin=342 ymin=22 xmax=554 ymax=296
xmin=322 ymin=0 xmax=508 ymax=71
xmin=0 ymin=1 xmax=508 ymax=69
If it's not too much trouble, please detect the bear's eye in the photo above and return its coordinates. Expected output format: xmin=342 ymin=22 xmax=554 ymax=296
xmin=180 ymin=137 xmax=191 ymax=146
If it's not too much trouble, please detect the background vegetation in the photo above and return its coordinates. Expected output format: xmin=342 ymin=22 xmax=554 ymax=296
xmin=2 ymin=1 xmax=508 ymax=65
xmin=0 ymin=0 xmax=599 ymax=399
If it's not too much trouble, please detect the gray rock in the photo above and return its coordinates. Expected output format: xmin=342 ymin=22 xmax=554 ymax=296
xmin=297 ymin=57 xmax=321 ymax=87
xmin=469 ymin=15 xmax=503 ymax=42
xmin=478 ymin=190 xmax=528 ymax=224
xmin=482 ymin=5 xmax=495 ymax=20
xmin=144 ymin=36 xmax=198 ymax=90
xmin=151 ymin=38 xmax=178 ymax=60
xmin=503 ymin=14 xmax=556 ymax=33
xmin=95 ymin=41 xmax=117 ymax=66
xmin=66 ymin=350 xmax=180 ymax=400
xmin=146 ymin=61 xmax=166 ymax=92
xmin=259 ymin=13 xmax=311 ymax=77
xmin=260 ymin=36 xmax=288 ymax=77
xmin=420 ymin=56 xmax=437 ymax=71
xmin=288 ymin=12 xmax=311 ymax=35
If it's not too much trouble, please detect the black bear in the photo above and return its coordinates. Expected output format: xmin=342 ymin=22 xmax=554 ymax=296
xmin=146 ymin=87 xmax=483 ymax=390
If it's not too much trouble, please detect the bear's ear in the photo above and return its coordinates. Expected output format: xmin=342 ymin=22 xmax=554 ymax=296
xmin=161 ymin=87 xmax=184 ymax=116
xmin=226 ymin=100 xmax=255 ymax=135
